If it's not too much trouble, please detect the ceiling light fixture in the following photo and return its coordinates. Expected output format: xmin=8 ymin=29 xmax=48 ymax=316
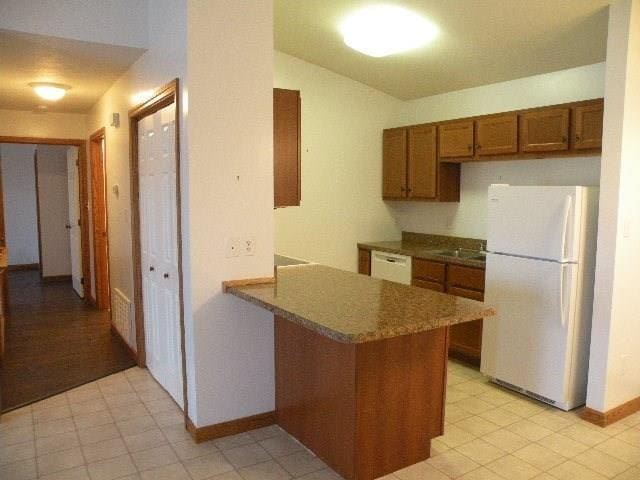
xmin=29 ymin=82 xmax=71 ymax=101
xmin=340 ymin=5 xmax=438 ymax=58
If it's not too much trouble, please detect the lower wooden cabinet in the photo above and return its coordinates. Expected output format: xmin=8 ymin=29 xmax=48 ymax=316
xmin=411 ymin=259 xmax=486 ymax=366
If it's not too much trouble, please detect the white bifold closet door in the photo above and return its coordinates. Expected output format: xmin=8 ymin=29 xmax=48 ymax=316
xmin=138 ymin=103 xmax=183 ymax=408
xmin=66 ymin=146 xmax=83 ymax=297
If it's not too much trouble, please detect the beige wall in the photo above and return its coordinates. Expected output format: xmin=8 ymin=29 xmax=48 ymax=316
xmin=84 ymin=0 xmax=187 ymax=355
xmin=186 ymin=0 xmax=275 ymax=427
xmin=36 ymin=145 xmax=72 ymax=277
xmin=274 ymin=52 xmax=402 ymax=271
xmin=0 ymin=109 xmax=86 ymax=139
xmin=388 ymin=63 xmax=605 ymax=239
xmin=588 ymin=0 xmax=640 ymax=413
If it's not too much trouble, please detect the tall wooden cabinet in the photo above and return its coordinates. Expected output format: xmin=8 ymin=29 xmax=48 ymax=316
xmin=383 ymin=126 xmax=459 ymax=202
xmin=274 ymin=88 xmax=301 ymax=208
xmin=382 ymin=129 xmax=407 ymax=199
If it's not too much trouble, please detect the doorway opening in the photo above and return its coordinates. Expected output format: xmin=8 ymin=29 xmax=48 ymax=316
xmin=0 ymin=136 xmax=134 ymax=412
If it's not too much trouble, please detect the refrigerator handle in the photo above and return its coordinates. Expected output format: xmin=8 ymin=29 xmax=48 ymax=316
xmin=560 ymin=195 xmax=572 ymax=261
xmin=559 ymin=264 xmax=567 ymax=328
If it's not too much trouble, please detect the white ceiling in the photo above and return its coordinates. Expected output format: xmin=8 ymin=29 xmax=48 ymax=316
xmin=0 ymin=30 xmax=145 ymax=113
xmin=275 ymin=0 xmax=611 ymax=100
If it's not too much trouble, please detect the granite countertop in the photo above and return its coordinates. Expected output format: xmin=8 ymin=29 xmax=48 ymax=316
xmin=358 ymin=240 xmax=486 ymax=269
xmin=225 ymin=264 xmax=495 ymax=344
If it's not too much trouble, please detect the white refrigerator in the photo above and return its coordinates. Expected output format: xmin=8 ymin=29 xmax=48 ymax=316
xmin=481 ymin=185 xmax=599 ymax=410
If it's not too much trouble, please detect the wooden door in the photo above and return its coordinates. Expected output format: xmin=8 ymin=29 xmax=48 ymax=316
xmin=574 ymin=102 xmax=604 ymax=150
xmin=382 ymin=128 xmax=407 ymax=199
xmin=274 ymin=88 xmax=301 ymax=207
xmin=519 ymin=108 xmax=570 ymax=152
xmin=138 ymin=103 xmax=183 ymax=408
xmin=475 ymin=114 xmax=518 ymax=156
xmin=407 ymin=125 xmax=437 ymax=199
xmin=438 ymin=121 xmax=474 ymax=159
xmin=90 ymin=131 xmax=110 ymax=310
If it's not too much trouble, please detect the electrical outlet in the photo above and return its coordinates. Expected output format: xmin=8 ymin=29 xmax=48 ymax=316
xmin=244 ymin=237 xmax=255 ymax=256
xmin=225 ymin=237 xmax=241 ymax=258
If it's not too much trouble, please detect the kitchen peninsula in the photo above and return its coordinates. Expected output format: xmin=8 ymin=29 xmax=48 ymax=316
xmin=225 ymin=263 xmax=495 ymax=480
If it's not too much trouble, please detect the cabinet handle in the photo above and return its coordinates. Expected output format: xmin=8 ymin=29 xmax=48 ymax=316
xmin=575 ymin=135 xmax=581 ymax=142
xmin=149 ymin=266 xmax=155 ymax=271
xmin=164 ymin=273 xmax=169 ymax=279
xmin=400 ymin=186 xmax=406 ymax=192
xmin=476 ymin=144 xmax=482 ymax=150
xmin=467 ymin=144 xmax=473 ymax=151
xmin=407 ymin=188 xmax=412 ymax=193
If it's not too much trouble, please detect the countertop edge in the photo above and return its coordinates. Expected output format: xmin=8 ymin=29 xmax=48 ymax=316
xmin=226 ymin=284 xmax=496 ymax=344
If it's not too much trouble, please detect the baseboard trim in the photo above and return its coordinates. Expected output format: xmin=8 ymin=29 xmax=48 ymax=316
xmin=8 ymin=263 xmax=39 ymax=271
xmin=41 ymin=275 xmax=72 ymax=283
xmin=582 ymin=396 xmax=640 ymax=427
xmin=109 ymin=325 xmax=138 ymax=363
xmin=186 ymin=411 xmax=276 ymax=443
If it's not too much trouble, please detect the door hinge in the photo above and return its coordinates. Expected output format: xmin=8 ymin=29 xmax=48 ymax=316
xmin=78 ymin=219 xmax=81 ymax=226
xmin=76 ymin=160 xmax=79 ymax=167
xmin=80 ymin=277 xmax=84 ymax=285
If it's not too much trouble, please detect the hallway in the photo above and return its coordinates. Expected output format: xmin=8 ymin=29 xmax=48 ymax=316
xmin=0 ymin=271 xmax=135 ymax=412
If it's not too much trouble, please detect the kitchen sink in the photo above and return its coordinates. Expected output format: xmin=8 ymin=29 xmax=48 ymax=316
xmin=436 ymin=249 xmax=486 ymax=262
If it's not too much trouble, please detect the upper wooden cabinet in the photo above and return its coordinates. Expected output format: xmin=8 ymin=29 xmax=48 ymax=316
xmin=475 ymin=114 xmax=518 ymax=156
xmin=382 ymin=128 xmax=407 ymax=199
xmin=574 ymin=101 xmax=604 ymax=150
xmin=438 ymin=121 xmax=474 ymax=159
xmin=408 ymin=125 xmax=437 ymax=200
xmin=519 ymin=107 xmax=570 ymax=153
xmin=274 ymin=88 xmax=301 ymax=208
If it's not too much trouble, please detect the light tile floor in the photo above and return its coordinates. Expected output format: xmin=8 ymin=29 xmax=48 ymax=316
xmin=1 ymin=361 xmax=639 ymax=480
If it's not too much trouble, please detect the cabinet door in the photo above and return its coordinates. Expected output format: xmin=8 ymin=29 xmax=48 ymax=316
xmin=519 ymin=108 xmax=570 ymax=152
xmin=475 ymin=114 xmax=518 ymax=156
xmin=408 ymin=125 xmax=437 ymax=199
xmin=438 ymin=121 xmax=474 ymax=159
xmin=574 ymin=102 xmax=604 ymax=150
xmin=358 ymin=249 xmax=371 ymax=276
xmin=274 ymin=88 xmax=301 ymax=207
xmin=412 ymin=278 xmax=445 ymax=292
xmin=382 ymin=129 xmax=407 ymax=199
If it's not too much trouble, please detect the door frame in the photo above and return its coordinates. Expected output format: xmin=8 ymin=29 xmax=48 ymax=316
xmin=0 ymin=136 xmax=91 ymax=297
xmin=128 ymin=78 xmax=187 ymax=414
xmin=89 ymin=128 xmax=111 ymax=309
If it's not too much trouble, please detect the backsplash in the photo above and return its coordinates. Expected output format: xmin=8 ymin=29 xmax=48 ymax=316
xmin=402 ymin=232 xmax=486 ymax=251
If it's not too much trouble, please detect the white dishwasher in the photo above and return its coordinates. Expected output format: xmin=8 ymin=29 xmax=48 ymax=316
xmin=370 ymin=250 xmax=412 ymax=285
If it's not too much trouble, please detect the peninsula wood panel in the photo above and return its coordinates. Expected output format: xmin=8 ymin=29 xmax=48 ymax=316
xmin=382 ymin=128 xmax=407 ymax=199
xmin=275 ymin=316 xmax=447 ymax=480
xmin=358 ymin=248 xmax=371 ymax=276
xmin=574 ymin=102 xmax=604 ymax=150
xmin=519 ymin=108 xmax=570 ymax=153
xmin=438 ymin=121 xmax=474 ymax=159
xmin=407 ymin=125 xmax=437 ymax=199
xmin=475 ymin=114 xmax=518 ymax=156
xmin=274 ymin=88 xmax=301 ymax=207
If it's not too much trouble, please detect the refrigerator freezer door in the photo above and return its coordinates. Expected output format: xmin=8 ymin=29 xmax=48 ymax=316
xmin=481 ymin=253 xmax=578 ymax=406
xmin=487 ymin=185 xmax=582 ymax=262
